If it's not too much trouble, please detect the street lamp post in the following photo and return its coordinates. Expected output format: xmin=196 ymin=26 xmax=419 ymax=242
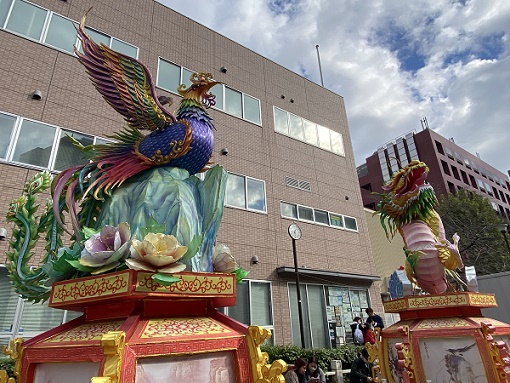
xmin=288 ymin=223 xmax=305 ymax=348
xmin=499 ymin=223 xmax=510 ymax=256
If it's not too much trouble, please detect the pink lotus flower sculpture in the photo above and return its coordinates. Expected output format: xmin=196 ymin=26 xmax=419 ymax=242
xmin=79 ymin=222 xmax=131 ymax=274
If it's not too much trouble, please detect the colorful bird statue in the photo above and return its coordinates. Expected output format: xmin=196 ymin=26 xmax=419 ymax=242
xmin=51 ymin=12 xmax=227 ymax=272
xmin=376 ymin=160 xmax=464 ymax=294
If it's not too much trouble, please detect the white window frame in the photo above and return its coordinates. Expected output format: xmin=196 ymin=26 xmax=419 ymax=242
xmin=0 ymin=110 xmax=111 ymax=172
xmin=223 ymin=279 xmax=274 ymax=341
xmin=0 ymin=265 xmax=80 ymax=345
xmin=156 ymin=58 xmax=261 ymax=125
xmin=280 ymin=201 xmax=358 ymax=233
xmin=225 ymin=173 xmax=267 ymax=214
xmin=273 ymin=106 xmax=344 ymax=157
xmin=0 ymin=0 xmax=138 ymax=57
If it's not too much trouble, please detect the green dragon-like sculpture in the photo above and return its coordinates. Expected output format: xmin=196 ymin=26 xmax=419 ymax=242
xmin=377 ymin=160 xmax=464 ymax=294
xmin=5 ymin=172 xmax=63 ymax=302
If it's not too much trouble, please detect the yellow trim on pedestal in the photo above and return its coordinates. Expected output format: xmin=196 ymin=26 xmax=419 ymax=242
xmin=90 ymin=331 xmax=126 ymax=383
xmin=481 ymin=321 xmax=510 ymax=382
xmin=246 ymin=326 xmax=287 ymax=383
xmin=395 ymin=325 xmax=417 ymax=383
xmin=366 ymin=327 xmax=383 ymax=382
xmin=1 ymin=338 xmax=23 ymax=383
xmin=384 ymin=292 xmax=497 ymax=312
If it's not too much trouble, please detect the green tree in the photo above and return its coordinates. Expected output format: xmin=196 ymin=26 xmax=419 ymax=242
xmin=436 ymin=189 xmax=510 ymax=275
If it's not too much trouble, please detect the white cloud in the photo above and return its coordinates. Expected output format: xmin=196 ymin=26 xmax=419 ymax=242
xmin=157 ymin=0 xmax=510 ymax=174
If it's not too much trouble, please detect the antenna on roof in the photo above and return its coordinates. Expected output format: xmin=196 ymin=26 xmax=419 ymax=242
xmin=420 ymin=117 xmax=429 ymax=130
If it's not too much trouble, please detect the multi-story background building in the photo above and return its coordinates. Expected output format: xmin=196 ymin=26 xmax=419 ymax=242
xmin=0 ymin=0 xmax=382 ymax=348
xmin=357 ymin=128 xmax=510 ymax=223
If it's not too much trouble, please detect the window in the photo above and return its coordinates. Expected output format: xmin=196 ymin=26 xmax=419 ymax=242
xmin=485 ymin=182 xmax=492 ymax=195
xmin=344 ymin=216 xmax=358 ymax=231
xmin=0 ymin=0 xmax=12 ymax=27
xmin=157 ymin=59 xmax=181 ymax=93
xmin=0 ymin=267 xmax=80 ymax=345
xmin=53 ymin=130 xmax=94 ymax=171
xmin=280 ymin=202 xmax=297 ymax=219
xmin=329 ymin=213 xmax=343 ymax=228
xmin=327 ymin=286 xmax=370 ymax=344
xmin=292 ymin=285 xmax=324 ymax=347
xmin=314 ymin=210 xmax=329 ymax=225
xmin=317 ymin=125 xmax=332 ymax=151
xmin=289 ymin=114 xmax=304 ymax=141
xmin=289 ymin=283 xmax=370 ymax=348
xmin=445 ymin=147 xmax=454 ymax=159
xmin=441 ymin=160 xmax=451 ymax=176
xmin=454 ymin=152 xmax=463 ymax=164
xmin=297 ymin=205 xmax=314 ymax=221
xmin=1 ymin=1 xmax=138 ymax=57
xmin=303 ymin=120 xmax=317 ymax=145
xmin=224 ymin=280 xmax=273 ymax=338
xmin=280 ymin=202 xmax=356 ymax=232
xmin=6 ymin=0 xmax=47 ymax=40
xmin=469 ymin=175 xmax=477 ymax=189
xmin=44 ymin=14 xmax=77 ymax=53
xmin=447 ymin=181 xmax=456 ymax=193
xmin=477 ymin=179 xmax=485 ymax=192
xmin=460 ymin=170 xmax=469 ymax=185
xmin=451 ymin=166 xmax=460 ymax=180
xmin=0 ymin=111 xmax=108 ymax=171
xmin=224 ymin=88 xmax=242 ymax=118
xmin=225 ymin=173 xmax=266 ymax=213
xmin=243 ymin=94 xmax=261 ymax=125
xmin=435 ymin=141 xmax=445 ymax=155
xmin=0 ymin=113 xmax=16 ymax=158
xmin=274 ymin=107 xmax=288 ymax=134
xmin=273 ymin=107 xmax=344 ymax=156
xmin=110 ymin=38 xmax=138 ymax=58
xmin=156 ymin=59 xmax=261 ymax=124
xmin=330 ymin=130 xmax=345 ymax=156
xmin=210 ymin=84 xmax=224 ymax=110
xmin=12 ymin=119 xmax=56 ymax=167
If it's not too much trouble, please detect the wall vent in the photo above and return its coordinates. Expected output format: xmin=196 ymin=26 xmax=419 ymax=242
xmin=286 ymin=177 xmax=311 ymax=192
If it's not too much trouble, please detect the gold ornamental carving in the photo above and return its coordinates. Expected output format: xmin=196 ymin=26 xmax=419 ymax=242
xmin=246 ymin=326 xmax=287 ymax=383
xmin=90 ymin=331 xmax=126 ymax=383
xmin=1 ymin=338 xmax=23 ymax=383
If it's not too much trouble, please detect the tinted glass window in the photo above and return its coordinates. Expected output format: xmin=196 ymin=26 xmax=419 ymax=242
xmin=111 ymin=38 xmax=137 ymax=58
xmin=225 ymin=87 xmax=242 ymax=118
xmin=157 ymin=59 xmax=181 ymax=93
xmin=226 ymin=173 xmax=245 ymax=208
xmin=243 ymin=94 xmax=261 ymax=124
xmin=0 ymin=113 xmax=16 ymax=158
xmin=44 ymin=14 xmax=77 ymax=53
xmin=274 ymin=107 xmax=288 ymax=134
xmin=12 ymin=120 xmax=56 ymax=167
xmin=247 ymin=178 xmax=266 ymax=212
xmin=53 ymin=130 xmax=93 ymax=171
xmin=6 ymin=0 xmax=47 ymax=40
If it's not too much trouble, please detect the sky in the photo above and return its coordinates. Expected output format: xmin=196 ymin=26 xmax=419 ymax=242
xmin=157 ymin=0 xmax=510 ymax=175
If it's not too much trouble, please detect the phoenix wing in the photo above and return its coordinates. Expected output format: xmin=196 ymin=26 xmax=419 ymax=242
xmin=75 ymin=11 xmax=176 ymax=131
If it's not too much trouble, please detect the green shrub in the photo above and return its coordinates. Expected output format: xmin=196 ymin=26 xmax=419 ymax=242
xmin=260 ymin=344 xmax=362 ymax=371
xmin=0 ymin=357 xmax=15 ymax=378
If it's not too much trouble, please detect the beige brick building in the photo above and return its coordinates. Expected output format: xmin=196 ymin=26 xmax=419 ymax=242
xmin=0 ymin=0 xmax=382 ymax=348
